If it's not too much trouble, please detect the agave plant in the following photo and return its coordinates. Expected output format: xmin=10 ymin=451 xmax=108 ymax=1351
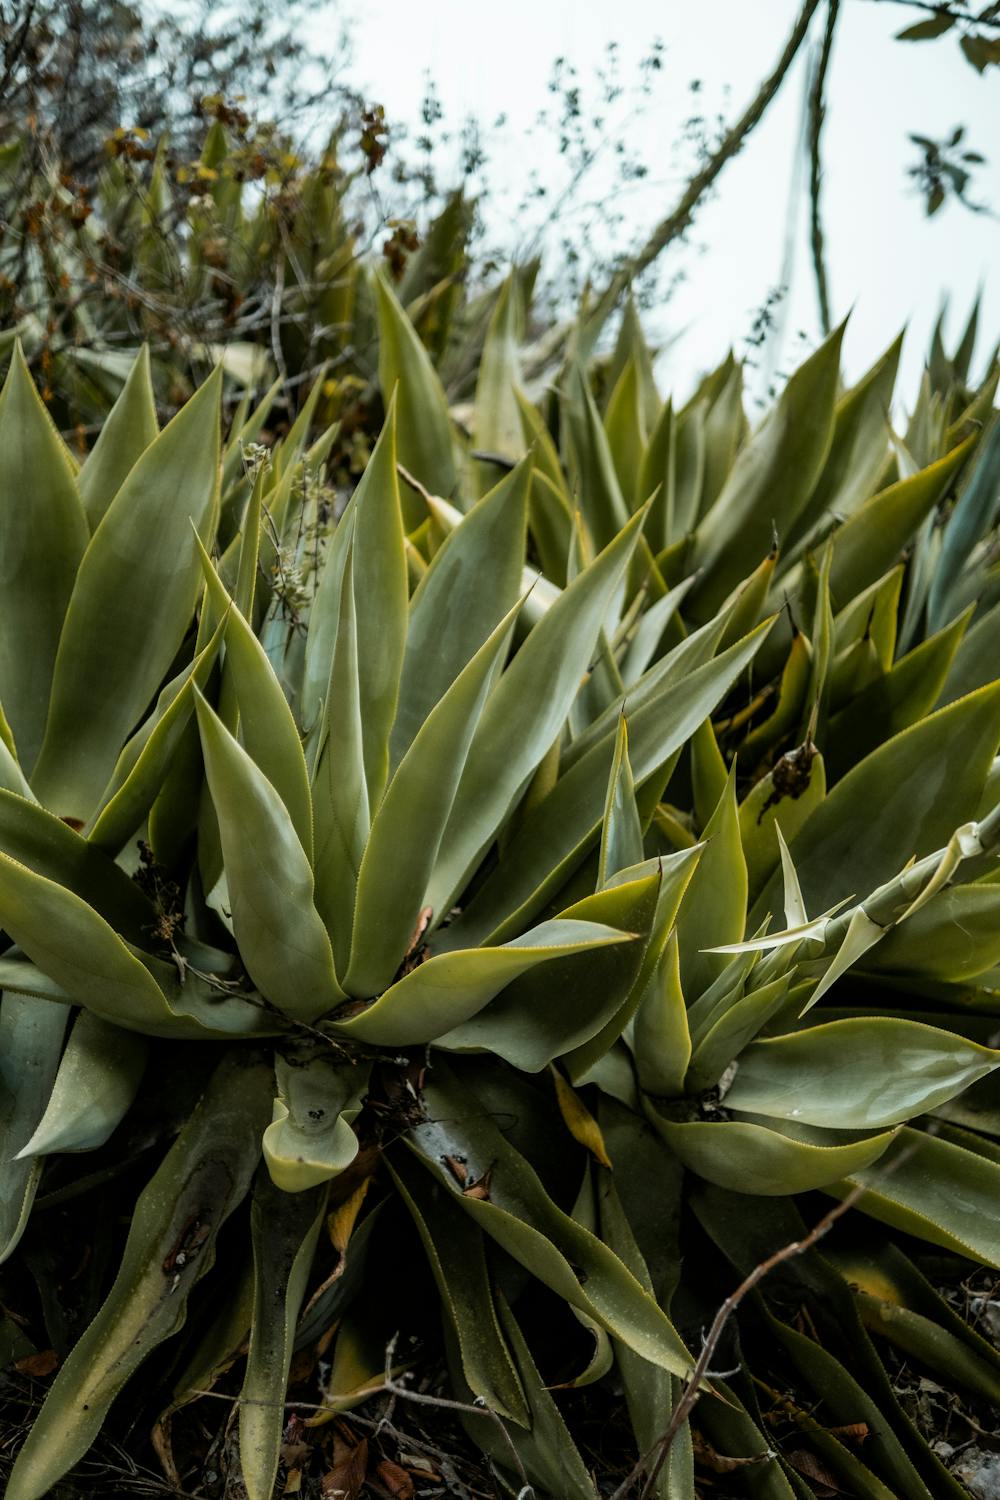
xmin=1 ymin=277 xmax=1000 ymax=1500
xmin=1 ymin=106 xmax=496 ymax=448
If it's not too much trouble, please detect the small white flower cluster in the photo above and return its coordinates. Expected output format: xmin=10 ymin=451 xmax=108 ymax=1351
xmin=240 ymin=439 xmax=270 ymax=479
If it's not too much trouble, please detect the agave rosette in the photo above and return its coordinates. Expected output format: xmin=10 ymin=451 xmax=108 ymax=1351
xmin=0 ymin=281 xmax=999 ymax=1500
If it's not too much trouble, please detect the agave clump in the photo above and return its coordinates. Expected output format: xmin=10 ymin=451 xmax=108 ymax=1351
xmin=2 ymin=279 xmax=1000 ymax=1500
xmin=1 ymin=113 xmax=486 ymax=440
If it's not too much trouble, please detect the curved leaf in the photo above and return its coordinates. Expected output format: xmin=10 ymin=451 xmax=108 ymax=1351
xmin=390 ymin=1150 xmax=529 ymax=1424
xmin=474 ymin=272 xmax=524 ymax=468
xmin=785 ymin=332 xmax=901 ymax=554
xmin=837 ymin=1127 xmax=1000 ymax=1268
xmin=87 ymin=609 xmax=227 ymax=854
xmin=598 ymin=716 xmax=643 ymax=886
xmin=16 ymin=1010 xmax=147 ymax=1158
xmin=427 ymin=506 xmax=647 ymax=918
xmin=688 ymin=324 xmax=844 ymax=616
xmin=0 ymin=994 xmax=69 ymax=1264
xmin=347 ymin=398 xmax=408 ymax=807
xmin=239 ymin=1174 xmax=327 ymax=1500
xmin=195 ymin=693 xmax=344 ymax=1021
xmin=311 ymin=542 xmax=368 ymax=973
xmin=936 ymin=598 xmax=1000 ymax=707
xmin=0 ymin=849 xmax=186 ymax=1034
xmin=262 ymin=1055 xmax=364 ymax=1191
xmin=77 ymin=345 xmax=158 ymax=530
xmin=604 ymin=357 xmax=647 ymax=507
xmin=0 ymin=787 xmax=155 ymax=941
xmin=677 ymin=763 xmax=746 ymax=998
xmin=753 ymin=681 xmax=1000 ymax=925
xmin=32 ymin=368 xmax=222 ymax=819
xmin=196 ymin=539 xmax=313 ymax=858
xmin=566 ymin=365 xmax=630 ymax=548
xmin=685 ymin=975 xmax=792 ymax=1092
xmin=334 ymin=918 xmax=639 ymax=1046
xmin=826 ymin=436 xmax=974 ymax=608
xmin=391 ymin=457 xmax=530 ymax=766
xmin=632 ymin=931 xmax=691 ymax=1097
xmin=453 ymin=620 xmax=771 ymax=946
xmin=6 ymin=1052 xmax=272 ymax=1500
xmin=409 ymin=1065 xmax=694 ymax=1379
xmin=0 ymin=343 xmax=88 ymax=770
xmin=726 ymin=1018 xmax=1000 ymax=1128
xmin=863 ymin=885 xmax=1000 ymax=981
xmin=656 ymin=1116 xmax=897 ymax=1194
xmin=374 ymin=270 xmax=457 ymax=512
xmin=435 ymin=873 xmax=660 ymax=1069
xmin=824 ymin=610 xmax=970 ymax=782
xmin=346 ymin=603 xmax=519 ymax=996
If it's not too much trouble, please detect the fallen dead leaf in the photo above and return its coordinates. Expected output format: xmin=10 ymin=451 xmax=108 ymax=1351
xmin=14 ymin=1350 xmax=59 ymax=1378
xmin=376 ymin=1457 xmax=415 ymax=1497
xmin=463 ymin=1165 xmax=493 ymax=1201
xmin=692 ymin=1431 xmax=772 ymax=1473
xmin=785 ymin=1447 xmax=841 ymax=1496
xmin=443 ymin=1154 xmax=468 ymax=1187
xmin=826 ymin=1421 xmax=868 ymax=1443
xmin=321 ymin=1433 xmax=368 ymax=1499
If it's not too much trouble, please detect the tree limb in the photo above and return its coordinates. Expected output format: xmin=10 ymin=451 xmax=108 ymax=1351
xmin=808 ymin=0 xmax=840 ymax=335
xmin=590 ymin=0 xmax=825 ymax=327
xmin=869 ymin=0 xmax=1000 ymax=29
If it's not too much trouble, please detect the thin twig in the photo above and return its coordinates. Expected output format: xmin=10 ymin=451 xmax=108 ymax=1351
xmin=866 ymin=0 xmax=1000 ymax=29
xmin=381 ymin=1334 xmax=534 ymax=1498
xmin=183 ymin=1387 xmax=505 ymax=1496
xmin=269 ymin=253 xmax=289 ymax=389
xmin=609 ymin=1133 xmax=927 ymax=1500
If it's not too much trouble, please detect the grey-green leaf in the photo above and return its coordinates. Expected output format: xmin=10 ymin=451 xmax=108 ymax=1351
xmin=77 ymin=345 xmax=159 ymax=530
xmin=0 ymin=994 xmax=69 ymax=1264
xmin=32 ymin=368 xmax=223 ymax=820
xmin=195 ymin=692 xmax=345 ymax=1021
xmin=239 ymin=1173 xmax=327 ymax=1500
xmin=0 ymin=343 xmax=88 ymax=770
xmin=15 ymin=1010 xmax=147 ymax=1158
xmin=6 ymin=1052 xmax=272 ymax=1500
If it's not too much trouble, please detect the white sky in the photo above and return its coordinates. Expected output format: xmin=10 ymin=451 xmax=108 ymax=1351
xmin=313 ymin=0 xmax=999 ymax=405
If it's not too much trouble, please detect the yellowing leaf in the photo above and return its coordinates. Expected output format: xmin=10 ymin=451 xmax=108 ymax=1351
xmin=551 ymin=1067 xmax=613 ymax=1168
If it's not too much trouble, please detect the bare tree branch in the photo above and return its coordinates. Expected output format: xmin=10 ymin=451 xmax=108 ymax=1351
xmin=381 ymin=1333 xmax=534 ymax=1497
xmin=808 ymin=0 xmax=840 ymax=335
xmin=867 ymin=0 xmax=1000 ymax=29
xmin=590 ymin=0 xmax=824 ymax=328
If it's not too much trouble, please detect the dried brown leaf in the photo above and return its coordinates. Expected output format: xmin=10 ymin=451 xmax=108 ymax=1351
xmin=321 ymin=1433 xmax=368 ymax=1499
xmin=14 ymin=1350 xmax=59 ymax=1378
xmin=785 ymin=1447 xmax=841 ymax=1496
xmin=463 ymin=1165 xmax=493 ymax=1201
xmin=443 ymin=1154 xmax=468 ymax=1187
xmin=692 ymin=1430 xmax=771 ymax=1473
xmin=376 ymin=1458 xmax=415 ymax=1497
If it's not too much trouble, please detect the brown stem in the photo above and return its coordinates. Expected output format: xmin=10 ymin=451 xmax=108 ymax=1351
xmin=609 ymin=1133 xmax=927 ymax=1500
xmin=381 ymin=1333 xmax=533 ymax=1496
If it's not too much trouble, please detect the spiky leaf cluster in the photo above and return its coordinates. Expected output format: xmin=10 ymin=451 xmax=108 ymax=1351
xmin=1 ymin=281 xmax=1000 ymax=1500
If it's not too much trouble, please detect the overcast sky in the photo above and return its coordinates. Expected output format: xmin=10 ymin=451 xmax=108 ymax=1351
xmin=313 ymin=1 xmax=998 ymax=406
